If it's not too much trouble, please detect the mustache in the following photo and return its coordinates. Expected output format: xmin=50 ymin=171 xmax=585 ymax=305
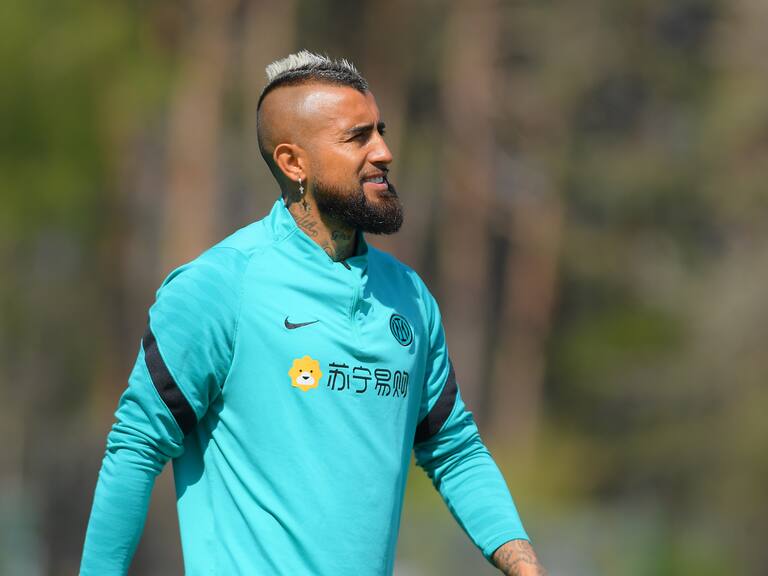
xmin=382 ymin=181 xmax=398 ymax=197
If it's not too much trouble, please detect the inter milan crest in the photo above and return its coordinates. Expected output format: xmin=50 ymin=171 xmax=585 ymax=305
xmin=389 ymin=313 xmax=413 ymax=347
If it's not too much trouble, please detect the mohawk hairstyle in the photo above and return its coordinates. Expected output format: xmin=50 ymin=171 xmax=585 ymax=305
xmin=257 ymin=50 xmax=369 ymax=110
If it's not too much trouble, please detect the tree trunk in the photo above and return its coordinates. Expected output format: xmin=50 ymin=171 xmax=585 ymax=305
xmin=241 ymin=0 xmax=298 ymax=215
xmin=437 ymin=0 xmax=499 ymax=416
xmin=487 ymin=188 xmax=562 ymax=448
xmin=163 ymin=0 xmax=239 ymax=271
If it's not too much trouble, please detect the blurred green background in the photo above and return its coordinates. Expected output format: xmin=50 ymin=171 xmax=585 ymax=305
xmin=1 ymin=0 xmax=767 ymax=574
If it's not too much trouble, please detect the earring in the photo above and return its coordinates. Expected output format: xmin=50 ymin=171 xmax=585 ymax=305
xmin=299 ymin=177 xmax=308 ymax=210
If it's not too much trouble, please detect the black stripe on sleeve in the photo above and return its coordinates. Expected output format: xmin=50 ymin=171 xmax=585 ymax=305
xmin=142 ymin=326 xmax=197 ymax=436
xmin=414 ymin=361 xmax=458 ymax=444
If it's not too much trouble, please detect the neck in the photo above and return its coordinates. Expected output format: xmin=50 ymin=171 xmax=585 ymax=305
xmin=286 ymin=196 xmax=357 ymax=261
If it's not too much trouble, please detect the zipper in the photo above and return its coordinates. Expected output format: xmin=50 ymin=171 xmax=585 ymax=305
xmin=348 ymin=268 xmax=363 ymax=341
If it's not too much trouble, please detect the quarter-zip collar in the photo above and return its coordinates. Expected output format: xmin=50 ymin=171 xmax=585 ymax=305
xmin=268 ymin=198 xmax=369 ymax=275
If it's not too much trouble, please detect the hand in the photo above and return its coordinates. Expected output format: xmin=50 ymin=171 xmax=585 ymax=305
xmin=491 ymin=539 xmax=547 ymax=576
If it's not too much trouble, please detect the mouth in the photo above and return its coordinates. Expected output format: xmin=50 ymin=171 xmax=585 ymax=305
xmin=361 ymin=172 xmax=390 ymax=192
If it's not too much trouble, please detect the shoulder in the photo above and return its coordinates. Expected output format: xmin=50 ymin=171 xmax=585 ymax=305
xmin=368 ymin=245 xmax=440 ymax=314
xmin=215 ymin=217 xmax=275 ymax=255
xmin=158 ymin=246 xmax=248 ymax=299
xmin=157 ymin=215 xmax=278 ymax=296
xmin=369 ymin=245 xmax=419 ymax=283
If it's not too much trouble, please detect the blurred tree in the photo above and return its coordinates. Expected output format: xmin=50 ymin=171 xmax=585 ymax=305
xmin=163 ymin=0 xmax=239 ymax=270
xmin=241 ymin=0 xmax=298 ymax=214
xmin=437 ymin=0 xmax=497 ymax=415
xmin=485 ymin=1 xmax=571 ymax=449
xmin=3 ymin=0 xmax=768 ymax=574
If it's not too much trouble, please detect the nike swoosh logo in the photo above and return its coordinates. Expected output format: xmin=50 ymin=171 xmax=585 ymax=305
xmin=284 ymin=317 xmax=320 ymax=330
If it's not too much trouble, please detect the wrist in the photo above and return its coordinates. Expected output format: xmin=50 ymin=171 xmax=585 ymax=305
xmin=492 ymin=539 xmax=547 ymax=576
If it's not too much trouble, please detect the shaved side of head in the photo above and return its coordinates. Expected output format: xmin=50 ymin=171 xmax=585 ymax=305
xmin=257 ymin=84 xmax=354 ymax=185
xmin=256 ymin=51 xmax=369 ymax=189
xmin=256 ymin=85 xmax=313 ymax=179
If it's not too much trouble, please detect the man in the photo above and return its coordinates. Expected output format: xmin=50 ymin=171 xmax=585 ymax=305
xmin=81 ymin=51 xmax=546 ymax=575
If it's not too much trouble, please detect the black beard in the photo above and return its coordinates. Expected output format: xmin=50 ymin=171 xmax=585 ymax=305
xmin=312 ymin=178 xmax=404 ymax=235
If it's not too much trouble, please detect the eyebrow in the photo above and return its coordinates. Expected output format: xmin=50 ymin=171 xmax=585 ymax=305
xmin=342 ymin=121 xmax=386 ymax=138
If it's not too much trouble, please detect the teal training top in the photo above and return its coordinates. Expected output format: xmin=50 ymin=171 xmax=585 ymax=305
xmin=80 ymin=199 xmax=528 ymax=575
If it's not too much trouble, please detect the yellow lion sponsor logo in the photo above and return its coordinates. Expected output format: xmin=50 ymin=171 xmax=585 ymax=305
xmin=288 ymin=355 xmax=323 ymax=392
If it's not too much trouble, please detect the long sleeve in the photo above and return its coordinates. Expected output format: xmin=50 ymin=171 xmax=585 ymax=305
xmin=413 ymin=291 xmax=529 ymax=561
xmin=80 ymin=247 xmax=246 ymax=575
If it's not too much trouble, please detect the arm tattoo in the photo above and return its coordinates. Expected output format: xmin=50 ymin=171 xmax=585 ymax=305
xmin=492 ymin=540 xmax=547 ymax=576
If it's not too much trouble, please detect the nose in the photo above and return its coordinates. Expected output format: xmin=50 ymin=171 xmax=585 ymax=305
xmin=370 ymin=132 xmax=393 ymax=166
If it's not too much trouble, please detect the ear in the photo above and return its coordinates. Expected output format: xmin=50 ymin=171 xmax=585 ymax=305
xmin=273 ymin=143 xmax=306 ymax=183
